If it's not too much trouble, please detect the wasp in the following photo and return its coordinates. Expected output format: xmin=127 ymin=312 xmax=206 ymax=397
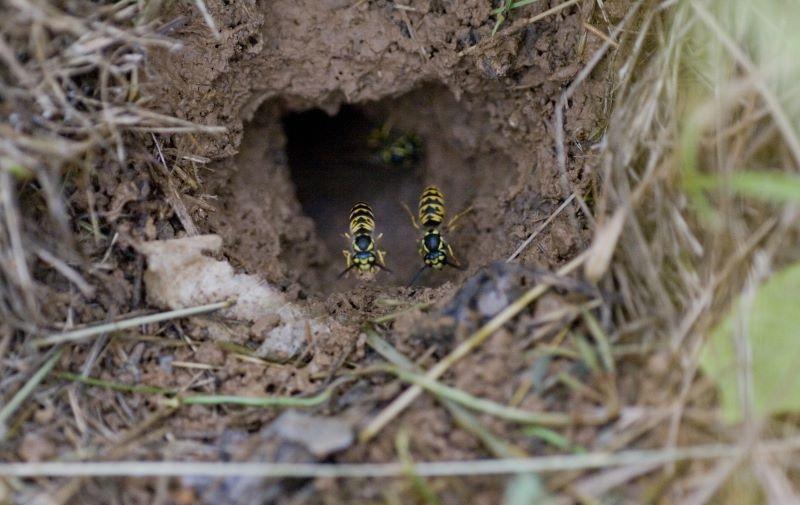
xmin=367 ymin=122 xmax=423 ymax=167
xmin=403 ymin=186 xmax=471 ymax=285
xmin=340 ymin=202 xmax=390 ymax=278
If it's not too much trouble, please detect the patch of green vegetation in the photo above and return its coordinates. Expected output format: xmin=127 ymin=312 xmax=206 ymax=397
xmin=682 ymin=0 xmax=800 ymax=424
xmin=503 ymin=474 xmax=556 ymax=505
xmin=700 ymin=262 xmax=800 ymax=423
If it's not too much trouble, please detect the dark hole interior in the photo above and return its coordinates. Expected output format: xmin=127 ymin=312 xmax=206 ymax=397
xmin=280 ymin=86 xmax=516 ymax=292
xmin=283 ymin=105 xmax=425 ymax=286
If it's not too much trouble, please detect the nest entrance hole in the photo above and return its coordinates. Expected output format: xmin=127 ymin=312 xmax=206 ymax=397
xmin=283 ymin=103 xmax=425 ymax=287
xmin=216 ymin=85 xmax=519 ymax=296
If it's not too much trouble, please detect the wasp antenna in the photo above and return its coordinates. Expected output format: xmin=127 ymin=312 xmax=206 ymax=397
xmin=408 ymin=266 xmax=427 ymax=287
xmin=338 ymin=264 xmax=357 ymax=279
xmin=446 ymin=206 xmax=474 ymax=231
xmin=399 ymin=200 xmax=419 ymax=229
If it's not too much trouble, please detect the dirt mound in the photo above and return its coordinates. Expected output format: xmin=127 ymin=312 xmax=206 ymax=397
xmin=149 ymin=0 xmax=604 ymax=297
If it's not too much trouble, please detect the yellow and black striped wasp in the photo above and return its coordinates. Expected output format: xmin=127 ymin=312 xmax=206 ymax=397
xmin=403 ymin=186 xmax=471 ymax=285
xmin=339 ymin=202 xmax=390 ymax=278
xmin=367 ymin=122 xmax=423 ymax=168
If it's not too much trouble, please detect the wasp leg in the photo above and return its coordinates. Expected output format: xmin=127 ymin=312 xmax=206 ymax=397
xmin=376 ymin=249 xmax=394 ymax=274
xmin=342 ymin=232 xmax=352 ymax=240
xmin=408 ymin=265 xmax=427 ymax=286
xmin=445 ymin=206 xmax=474 ymax=231
xmin=446 ymin=243 xmax=466 ymax=270
xmin=339 ymin=251 xmax=355 ymax=279
xmin=400 ymin=201 xmax=420 ymax=229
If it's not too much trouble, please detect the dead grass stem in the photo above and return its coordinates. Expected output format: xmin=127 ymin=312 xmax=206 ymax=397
xmin=3 ymin=437 xmax=800 ymax=478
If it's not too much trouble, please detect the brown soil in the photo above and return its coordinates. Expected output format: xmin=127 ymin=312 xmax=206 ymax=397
xmin=4 ymin=0 xmax=650 ymax=503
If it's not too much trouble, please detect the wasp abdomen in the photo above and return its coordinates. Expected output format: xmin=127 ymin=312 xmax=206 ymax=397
xmin=418 ymin=186 xmax=445 ymax=227
xmin=349 ymin=202 xmax=375 ymax=235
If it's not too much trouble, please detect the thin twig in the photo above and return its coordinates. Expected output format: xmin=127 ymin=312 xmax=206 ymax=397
xmin=507 ymin=193 xmax=576 ymax=262
xmin=33 ymin=247 xmax=95 ymax=298
xmin=372 ymin=302 xmax=433 ymax=324
xmin=32 ymin=299 xmax=235 ymax=348
xmin=582 ymin=21 xmax=619 ymax=48
xmin=524 ymin=0 xmax=582 ymax=25
xmin=151 ymin=133 xmax=199 ymax=236
xmin=1 ymin=171 xmax=38 ymax=316
xmin=553 ymin=0 xmax=644 ymax=216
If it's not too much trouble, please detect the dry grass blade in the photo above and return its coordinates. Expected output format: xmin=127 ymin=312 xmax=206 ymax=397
xmin=372 ymin=302 xmax=433 ymax=324
xmin=523 ymin=0 xmax=582 ymax=26
xmin=507 ymin=193 xmax=576 ymax=262
xmin=582 ymin=21 xmax=619 ymax=48
xmin=56 ymin=371 xmax=350 ymax=408
xmin=0 ymin=349 xmax=62 ymax=439
xmin=554 ymin=0 xmax=645 ymax=201
xmin=584 ymin=209 xmax=626 ymax=282
xmin=192 ymin=0 xmax=221 ymax=40
xmin=689 ymin=2 xmax=800 ymax=167
xmin=32 ymin=299 xmax=234 ymax=348
xmin=3 ymin=437 xmax=800 ymax=478
xmin=33 ymin=247 xmax=95 ymax=298
xmin=364 ymin=364 xmax=612 ymax=426
xmin=0 ymin=171 xmax=38 ymax=318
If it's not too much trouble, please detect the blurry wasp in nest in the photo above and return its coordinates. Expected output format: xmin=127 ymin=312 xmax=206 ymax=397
xmin=403 ymin=185 xmax=472 ymax=285
xmin=367 ymin=121 xmax=423 ymax=168
xmin=339 ymin=202 xmax=391 ymax=279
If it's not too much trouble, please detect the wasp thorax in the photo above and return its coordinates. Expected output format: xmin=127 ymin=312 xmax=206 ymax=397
xmin=424 ymin=233 xmax=440 ymax=251
xmin=341 ymin=202 xmax=389 ymax=278
xmin=355 ymin=235 xmax=372 ymax=251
